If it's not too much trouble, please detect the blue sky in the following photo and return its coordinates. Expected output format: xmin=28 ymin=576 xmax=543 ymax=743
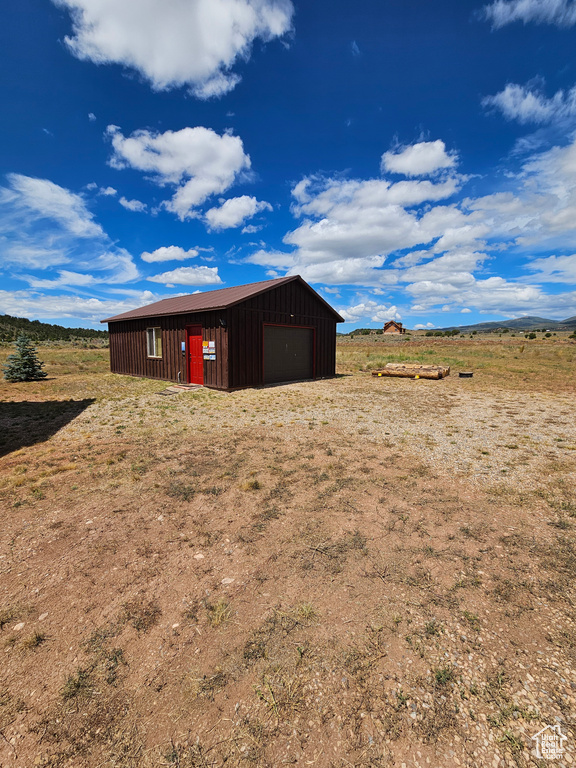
xmin=2 ymin=0 xmax=576 ymax=331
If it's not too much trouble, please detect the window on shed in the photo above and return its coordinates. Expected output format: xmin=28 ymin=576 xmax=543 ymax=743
xmin=146 ymin=327 xmax=162 ymax=358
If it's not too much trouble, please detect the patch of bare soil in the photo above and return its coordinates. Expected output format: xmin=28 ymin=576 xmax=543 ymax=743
xmin=1 ymin=373 xmax=576 ymax=767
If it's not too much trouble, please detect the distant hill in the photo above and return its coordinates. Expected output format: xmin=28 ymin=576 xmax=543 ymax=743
xmin=0 ymin=314 xmax=109 ymax=342
xmin=439 ymin=315 xmax=576 ymax=333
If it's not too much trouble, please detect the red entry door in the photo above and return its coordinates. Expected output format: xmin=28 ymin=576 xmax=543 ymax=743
xmin=187 ymin=326 xmax=204 ymax=385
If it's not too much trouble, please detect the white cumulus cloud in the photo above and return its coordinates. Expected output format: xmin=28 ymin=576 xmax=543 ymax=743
xmin=402 ymin=250 xmax=489 ymax=284
xmin=287 ymin=258 xmax=398 ymax=286
xmin=247 ymin=249 xmax=297 ymax=269
xmin=141 ymin=246 xmax=199 ymax=263
xmin=52 ymin=0 xmax=294 ymax=97
xmin=250 ymin=134 xmax=576 ymax=316
xmin=147 ymin=265 xmax=222 ymax=286
xmin=406 ymin=276 xmax=576 ymax=316
xmin=205 ymin=195 xmax=272 ymax=229
xmin=107 ymin=125 xmax=251 ymax=220
xmin=338 ymin=301 xmax=401 ymax=323
xmin=119 ymin=196 xmax=147 ymax=212
xmin=381 ymin=140 xmax=458 ymax=177
xmin=260 ymin=171 xmax=465 ymax=285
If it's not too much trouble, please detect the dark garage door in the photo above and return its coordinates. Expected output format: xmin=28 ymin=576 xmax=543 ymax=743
xmin=263 ymin=325 xmax=314 ymax=384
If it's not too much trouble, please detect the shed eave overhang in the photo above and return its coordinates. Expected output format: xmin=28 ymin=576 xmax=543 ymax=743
xmin=101 ymin=304 xmax=230 ymax=324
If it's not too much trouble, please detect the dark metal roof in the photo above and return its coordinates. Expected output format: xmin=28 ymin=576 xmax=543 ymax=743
xmin=101 ymin=275 xmax=344 ymax=323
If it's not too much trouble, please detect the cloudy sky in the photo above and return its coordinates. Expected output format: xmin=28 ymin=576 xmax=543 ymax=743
xmin=2 ymin=0 xmax=576 ymax=330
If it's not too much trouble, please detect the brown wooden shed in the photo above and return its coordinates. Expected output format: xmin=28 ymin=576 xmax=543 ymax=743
xmin=101 ymin=275 xmax=344 ymax=390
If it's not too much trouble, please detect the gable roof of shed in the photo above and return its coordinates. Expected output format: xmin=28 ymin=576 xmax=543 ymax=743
xmin=101 ymin=275 xmax=344 ymax=323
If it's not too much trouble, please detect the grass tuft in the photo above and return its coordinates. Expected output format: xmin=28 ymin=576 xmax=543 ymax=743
xmin=433 ymin=666 xmax=456 ymax=686
xmin=206 ymin=599 xmax=232 ymax=628
xmin=21 ymin=631 xmax=47 ymax=650
xmin=241 ymin=478 xmax=262 ymax=491
xmin=61 ymin=667 xmax=94 ymax=701
xmin=121 ymin=599 xmax=162 ymax=633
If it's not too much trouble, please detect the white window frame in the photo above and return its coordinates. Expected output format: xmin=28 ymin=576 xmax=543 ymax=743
xmin=146 ymin=327 xmax=162 ymax=358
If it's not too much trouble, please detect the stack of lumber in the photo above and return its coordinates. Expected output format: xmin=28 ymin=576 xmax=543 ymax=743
xmin=371 ymin=362 xmax=450 ymax=380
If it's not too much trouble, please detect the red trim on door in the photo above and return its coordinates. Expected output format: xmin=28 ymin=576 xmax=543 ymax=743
xmin=186 ymin=325 xmax=204 ymax=385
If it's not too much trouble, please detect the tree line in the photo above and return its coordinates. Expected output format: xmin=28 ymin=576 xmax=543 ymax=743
xmin=0 ymin=314 xmax=108 ymax=342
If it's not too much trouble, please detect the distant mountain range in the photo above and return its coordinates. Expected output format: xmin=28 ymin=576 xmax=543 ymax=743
xmin=0 ymin=314 xmax=108 ymax=342
xmin=438 ymin=315 xmax=576 ymax=333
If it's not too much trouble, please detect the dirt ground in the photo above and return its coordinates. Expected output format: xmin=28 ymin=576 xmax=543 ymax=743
xmin=1 ymin=340 xmax=575 ymax=767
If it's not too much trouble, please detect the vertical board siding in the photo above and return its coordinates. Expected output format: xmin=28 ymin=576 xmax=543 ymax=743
xmin=108 ymin=311 xmax=229 ymax=389
xmin=197 ymin=310 xmax=229 ymax=389
xmin=227 ymin=280 xmax=337 ymax=389
xmin=107 ymin=281 xmax=337 ymax=390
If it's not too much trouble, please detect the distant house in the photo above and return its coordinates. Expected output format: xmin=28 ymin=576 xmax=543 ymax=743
xmin=101 ymin=275 xmax=344 ymax=391
xmin=383 ymin=321 xmax=406 ymax=335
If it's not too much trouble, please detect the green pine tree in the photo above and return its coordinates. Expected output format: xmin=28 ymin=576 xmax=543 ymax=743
xmin=3 ymin=334 xmax=48 ymax=382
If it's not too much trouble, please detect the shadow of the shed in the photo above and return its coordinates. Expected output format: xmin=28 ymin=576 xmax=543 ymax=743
xmin=0 ymin=399 xmax=95 ymax=458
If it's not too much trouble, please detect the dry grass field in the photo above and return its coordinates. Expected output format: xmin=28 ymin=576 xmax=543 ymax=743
xmin=1 ymin=336 xmax=575 ymax=767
